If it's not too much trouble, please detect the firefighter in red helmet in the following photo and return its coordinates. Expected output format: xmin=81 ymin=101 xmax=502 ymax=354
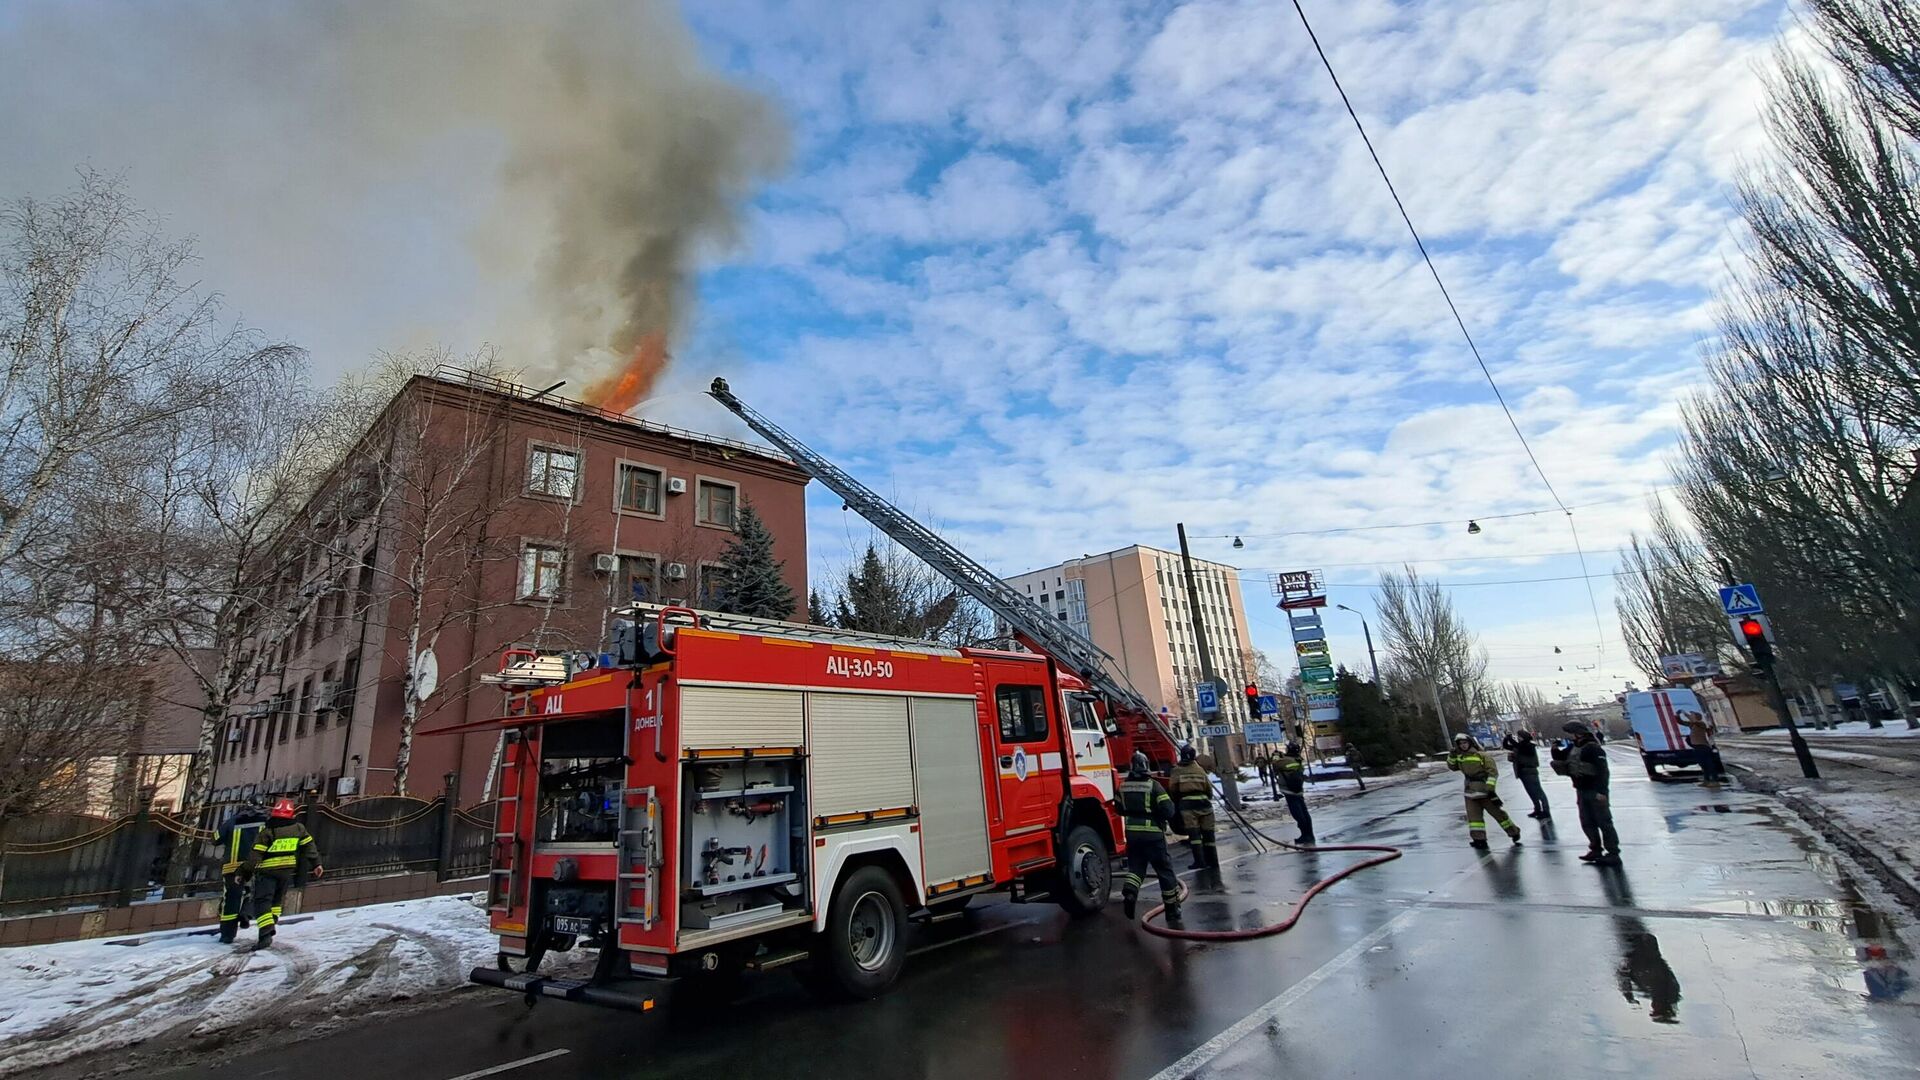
xmin=241 ymin=797 xmax=324 ymax=950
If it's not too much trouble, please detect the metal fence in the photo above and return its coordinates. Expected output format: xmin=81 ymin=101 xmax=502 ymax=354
xmin=0 ymin=796 xmax=498 ymax=919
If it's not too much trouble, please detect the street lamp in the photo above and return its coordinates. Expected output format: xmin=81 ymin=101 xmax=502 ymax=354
xmin=1333 ymin=603 xmax=1381 ymax=685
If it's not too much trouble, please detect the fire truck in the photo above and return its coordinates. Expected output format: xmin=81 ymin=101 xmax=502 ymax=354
xmin=462 ymin=379 xmax=1177 ymax=1007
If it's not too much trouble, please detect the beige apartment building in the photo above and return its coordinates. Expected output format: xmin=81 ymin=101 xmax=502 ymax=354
xmin=1007 ymin=546 xmax=1257 ymax=741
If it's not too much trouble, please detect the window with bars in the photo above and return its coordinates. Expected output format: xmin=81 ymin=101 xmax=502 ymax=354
xmin=519 ymin=542 xmax=569 ymax=601
xmin=527 ymin=445 xmax=581 ymax=499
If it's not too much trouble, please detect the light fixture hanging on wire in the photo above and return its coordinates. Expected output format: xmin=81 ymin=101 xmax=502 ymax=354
xmin=1232 ymin=536 xmax=1245 ymax=549
xmin=1466 ymin=520 xmax=1482 ymax=535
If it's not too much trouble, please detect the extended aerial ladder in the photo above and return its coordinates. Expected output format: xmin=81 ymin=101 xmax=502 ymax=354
xmin=707 ymin=377 xmax=1179 ymax=766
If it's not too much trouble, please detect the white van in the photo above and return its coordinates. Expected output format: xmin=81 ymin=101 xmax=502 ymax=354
xmin=1625 ymin=688 xmax=1711 ymax=779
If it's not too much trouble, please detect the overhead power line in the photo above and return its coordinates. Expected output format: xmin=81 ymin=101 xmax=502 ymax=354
xmin=1284 ymin=0 xmax=1612 ymax=658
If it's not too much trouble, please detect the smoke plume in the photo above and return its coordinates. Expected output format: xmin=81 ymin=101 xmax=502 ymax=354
xmin=0 ymin=1 xmax=787 ymax=406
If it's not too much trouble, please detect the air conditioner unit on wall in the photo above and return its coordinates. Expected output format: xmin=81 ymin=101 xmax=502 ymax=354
xmin=593 ymin=552 xmax=619 ymax=573
xmin=666 ymin=477 xmax=687 ymax=495
xmin=663 ymin=562 xmax=688 ymax=580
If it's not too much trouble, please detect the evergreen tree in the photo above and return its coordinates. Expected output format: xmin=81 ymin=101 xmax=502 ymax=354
xmin=715 ymin=496 xmax=795 ymax=619
xmin=1335 ymin=668 xmax=1430 ymax=768
xmin=807 ymin=588 xmax=833 ymax=626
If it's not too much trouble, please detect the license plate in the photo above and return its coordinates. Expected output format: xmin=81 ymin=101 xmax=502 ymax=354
xmin=551 ymin=915 xmax=595 ymax=937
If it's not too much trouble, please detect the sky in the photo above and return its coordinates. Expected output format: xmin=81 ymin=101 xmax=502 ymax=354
xmin=0 ymin=0 xmax=1797 ymax=702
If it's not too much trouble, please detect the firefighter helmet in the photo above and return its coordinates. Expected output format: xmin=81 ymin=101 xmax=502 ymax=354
xmin=1452 ymin=732 xmax=1473 ymax=747
xmin=1178 ymin=742 xmax=1197 ymax=765
xmin=1285 ymin=741 xmax=1302 ymax=756
xmin=1128 ymin=751 xmax=1151 ymax=778
xmin=269 ymin=797 xmax=298 ymax=819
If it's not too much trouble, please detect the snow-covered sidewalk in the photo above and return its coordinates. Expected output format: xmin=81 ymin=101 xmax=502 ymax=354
xmin=1729 ymin=744 xmax=1920 ymax=911
xmin=0 ymin=894 xmax=501 ymax=1076
xmin=1748 ymin=719 xmax=1920 ymax=738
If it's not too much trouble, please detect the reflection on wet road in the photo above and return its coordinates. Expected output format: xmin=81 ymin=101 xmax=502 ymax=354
xmin=131 ymin=747 xmax=1919 ymax=1080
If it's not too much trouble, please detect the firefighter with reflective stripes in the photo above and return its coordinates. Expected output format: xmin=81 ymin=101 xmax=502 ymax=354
xmin=214 ymin=801 xmax=268 ymax=944
xmin=1279 ymin=742 xmax=1315 ymax=845
xmin=242 ymin=798 xmax=324 ymax=950
xmin=1118 ymin=752 xmax=1184 ymax=929
xmin=1167 ymin=743 xmax=1218 ymax=871
xmin=1447 ymin=734 xmax=1522 ymax=850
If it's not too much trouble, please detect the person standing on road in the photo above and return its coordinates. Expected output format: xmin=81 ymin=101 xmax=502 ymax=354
xmin=1447 ymin=734 xmax=1523 ymax=850
xmin=214 ymin=801 xmax=269 ymax=944
xmin=243 ymin=798 xmax=324 ymax=950
xmin=1168 ymin=744 xmax=1219 ymax=871
xmin=1501 ymin=730 xmax=1552 ymax=819
xmin=1118 ymin=752 xmax=1185 ymax=928
xmin=1278 ymin=742 xmax=1315 ymax=845
xmin=1675 ymin=710 xmax=1723 ymax=783
xmin=1560 ymin=721 xmax=1621 ymax=866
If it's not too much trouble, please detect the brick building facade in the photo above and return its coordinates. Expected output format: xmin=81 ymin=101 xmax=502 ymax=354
xmin=208 ymin=370 xmax=809 ymax=807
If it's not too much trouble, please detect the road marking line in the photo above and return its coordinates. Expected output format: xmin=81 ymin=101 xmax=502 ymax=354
xmin=445 ymin=1048 xmax=571 ymax=1080
xmin=1148 ymin=850 xmax=1484 ymax=1080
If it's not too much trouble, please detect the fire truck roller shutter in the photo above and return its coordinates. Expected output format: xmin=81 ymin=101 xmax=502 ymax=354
xmin=909 ymin=696 xmax=992 ymax=886
xmin=808 ymin=693 xmax=915 ymax=818
xmin=681 ymin=686 xmax=804 ymax=749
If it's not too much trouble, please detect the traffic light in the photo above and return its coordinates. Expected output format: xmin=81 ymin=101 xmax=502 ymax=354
xmin=1245 ymin=683 xmax=1260 ymax=716
xmin=1740 ymin=617 xmax=1774 ymax=671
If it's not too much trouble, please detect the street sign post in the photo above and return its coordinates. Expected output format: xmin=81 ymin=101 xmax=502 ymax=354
xmin=1257 ymin=694 xmax=1279 ymax=716
xmin=1198 ymin=723 xmax=1232 ymax=738
xmin=1196 ymin=681 xmax=1219 ymax=716
xmin=1245 ymin=721 xmax=1283 ymax=744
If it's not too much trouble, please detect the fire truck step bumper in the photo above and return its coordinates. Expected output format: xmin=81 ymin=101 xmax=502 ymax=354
xmin=468 ymin=967 xmax=670 ymax=1012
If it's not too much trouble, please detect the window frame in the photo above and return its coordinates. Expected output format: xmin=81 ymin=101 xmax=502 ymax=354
xmin=518 ymin=540 xmax=571 ymax=603
xmin=613 ymin=458 xmax=668 ymax=519
xmin=694 ymin=476 xmax=739 ymax=531
xmin=994 ymin=684 xmax=1051 ymax=744
xmin=525 ymin=441 xmax=584 ymax=502
xmin=610 ymin=548 xmax=662 ymax=604
xmin=696 ymin=559 xmax=730 ymax=610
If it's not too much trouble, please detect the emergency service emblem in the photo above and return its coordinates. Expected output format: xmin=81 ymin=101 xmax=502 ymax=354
xmin=1012 ymin=746 xmax=1030 ymax=781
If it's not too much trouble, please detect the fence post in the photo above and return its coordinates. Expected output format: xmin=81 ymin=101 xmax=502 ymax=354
xmin=436 ymin=772 xmax=459 ymax=882
xmin=113 ymin=806 xmax=150 ymax=908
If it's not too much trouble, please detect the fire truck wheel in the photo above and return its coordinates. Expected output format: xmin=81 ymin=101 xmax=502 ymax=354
xmin=1055 ymin=825 xmax=1111 ymax=916
xmin=818 ymin=865 xmax=907 ymax=999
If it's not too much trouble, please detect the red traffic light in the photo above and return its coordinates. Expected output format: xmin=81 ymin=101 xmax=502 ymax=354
xmin=1739 ymin=618 xmax=1764 ymax=639
xmin=1245 ymin=683 xmax=1260 ymax=698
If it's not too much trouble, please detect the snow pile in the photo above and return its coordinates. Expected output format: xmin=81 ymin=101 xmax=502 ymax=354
xmin=0 ymin=894 xmax=497 ymax=1075
xmin=1750 ymin=721 xmax=1920 ymax=739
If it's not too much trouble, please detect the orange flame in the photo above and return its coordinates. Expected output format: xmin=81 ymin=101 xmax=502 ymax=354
xmin=585 ymin=333 xmax=668 ymax=415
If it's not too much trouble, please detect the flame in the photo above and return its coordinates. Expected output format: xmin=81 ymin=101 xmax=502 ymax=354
xmin=585 ymin=332 xmax=668 ymax=414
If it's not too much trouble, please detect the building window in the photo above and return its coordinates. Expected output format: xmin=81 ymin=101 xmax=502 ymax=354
xmin=616 ymin=461 xmax=664 ymax=516
xmin=275 ymin=692 xmax=292 ymax=744
xmin=697 ymin=562 xmax=729 ymax=609
xmin=338 ymin=653 xmax=360 ymax=725
xmin=519 ymin=542 xmax=569 ymax=601
xmin=295 ymin=677 xmax=313 ymax=738
xmin=617 ymin=553 xmax=660 ymax=603
xmin=526 ymin=444 xmax=581 ymax=499
xmin=696 ymin=479 xmax=737 ymax=529
xmin=995 ymin=684 xmax=1050 ymax=743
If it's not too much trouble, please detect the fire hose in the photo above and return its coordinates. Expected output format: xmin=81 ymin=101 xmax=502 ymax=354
xmin=1138 ymin=797 xmax=1402 ymax=942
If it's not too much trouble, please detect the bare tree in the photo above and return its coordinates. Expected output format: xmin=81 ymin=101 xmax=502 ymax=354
xmin=1614 ymin=498 xmax=1731 ymax=682
xmin=820 ymin=536 xmax=995 ymax=647
xmin=0 ymin=655 xmax=139 ymax=894
xmin=1375 ymin=565 xmax=1487 ymax=741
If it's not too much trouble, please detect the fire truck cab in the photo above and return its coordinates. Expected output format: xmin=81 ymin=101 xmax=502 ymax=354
xmin=463 ymin=606 xmax=1126 ymax=1007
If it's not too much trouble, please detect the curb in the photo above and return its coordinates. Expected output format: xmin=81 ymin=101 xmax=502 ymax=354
xmin=1733 ymin=765 xmax=1920 ymax=917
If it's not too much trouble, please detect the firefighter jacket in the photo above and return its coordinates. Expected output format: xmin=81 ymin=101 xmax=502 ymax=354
xmin=1278 ymin=755 xmax=1306 ymax=794
xmin=1118 ymin=776 xmax=1180 ymax=836
xmin=1447 ymin=749 xmax=1498 ymax=797
xmin=245 ymin=820 xmax=322 ymax=882
xmin=1167 ymin=762 xmax=1215 ymax=833
xmin=216 ymin=812 xmax=267 ymax=875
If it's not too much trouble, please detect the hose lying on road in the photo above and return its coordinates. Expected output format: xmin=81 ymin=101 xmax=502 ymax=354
xmin=1139 ymin=801 xmax=1402 ymax=942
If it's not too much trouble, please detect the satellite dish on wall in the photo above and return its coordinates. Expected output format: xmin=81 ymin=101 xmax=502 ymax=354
xmin=413 ymin=649 xmax=440 ymax=701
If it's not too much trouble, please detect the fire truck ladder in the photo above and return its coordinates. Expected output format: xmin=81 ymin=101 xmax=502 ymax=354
xmin=706 ymin=378 xmax=1171 ymax=749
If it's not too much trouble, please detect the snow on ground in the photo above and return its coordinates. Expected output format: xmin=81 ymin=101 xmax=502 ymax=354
xmin=0 ymin=893 xmax=509 ymax=1076
xmin=1751 ymin=720 xmax=1920 ymax=738
xmin=1729 ymin=745 xmax=1920 ymax=904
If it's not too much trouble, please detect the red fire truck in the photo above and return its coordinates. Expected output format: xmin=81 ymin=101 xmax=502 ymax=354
xmin=462 ymin=379 xmax=1178 ymax=1006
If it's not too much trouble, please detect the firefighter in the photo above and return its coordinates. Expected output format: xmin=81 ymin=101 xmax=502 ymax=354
xmin=1446 ymin=733 xmax=1522 ymax=850
xmin=1278 ymin=742 xmax=1314 ymax=844
xmin=242 ymin=797 xmax=324 ymax=950
xmin=1118 ymin=751 xmax=1184 ymax=929
xmin=214 ymin=800 xmax=269 ymax=944
xmin=1168 ymin=743 xmax=1218 ymax=870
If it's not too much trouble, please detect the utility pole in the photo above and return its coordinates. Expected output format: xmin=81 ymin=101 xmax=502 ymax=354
xmin=1335 ymin=603 xmax=1380 ymax=685
xmin=1176 ymin=523 xmax=1241 ymax=810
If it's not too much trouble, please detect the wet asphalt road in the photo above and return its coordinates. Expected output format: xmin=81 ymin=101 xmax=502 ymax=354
xmin=129 ymin=747 xmax=1920 ymax=1080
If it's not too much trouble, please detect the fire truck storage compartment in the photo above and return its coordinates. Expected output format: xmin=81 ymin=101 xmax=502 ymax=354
xmin=681 ymin=755 xmax=804 ymax=931
xmin=535 ymin=713 xmax=626 ymax=846
xmin=908 ymin=696 xmax=993 ymax=885
xmin=808 ymin=692 xmax=914 ymax=817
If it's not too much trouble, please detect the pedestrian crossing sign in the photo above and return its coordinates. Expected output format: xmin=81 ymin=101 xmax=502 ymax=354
xmin=1718 ymin=583 xmax=1764 ymax=617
